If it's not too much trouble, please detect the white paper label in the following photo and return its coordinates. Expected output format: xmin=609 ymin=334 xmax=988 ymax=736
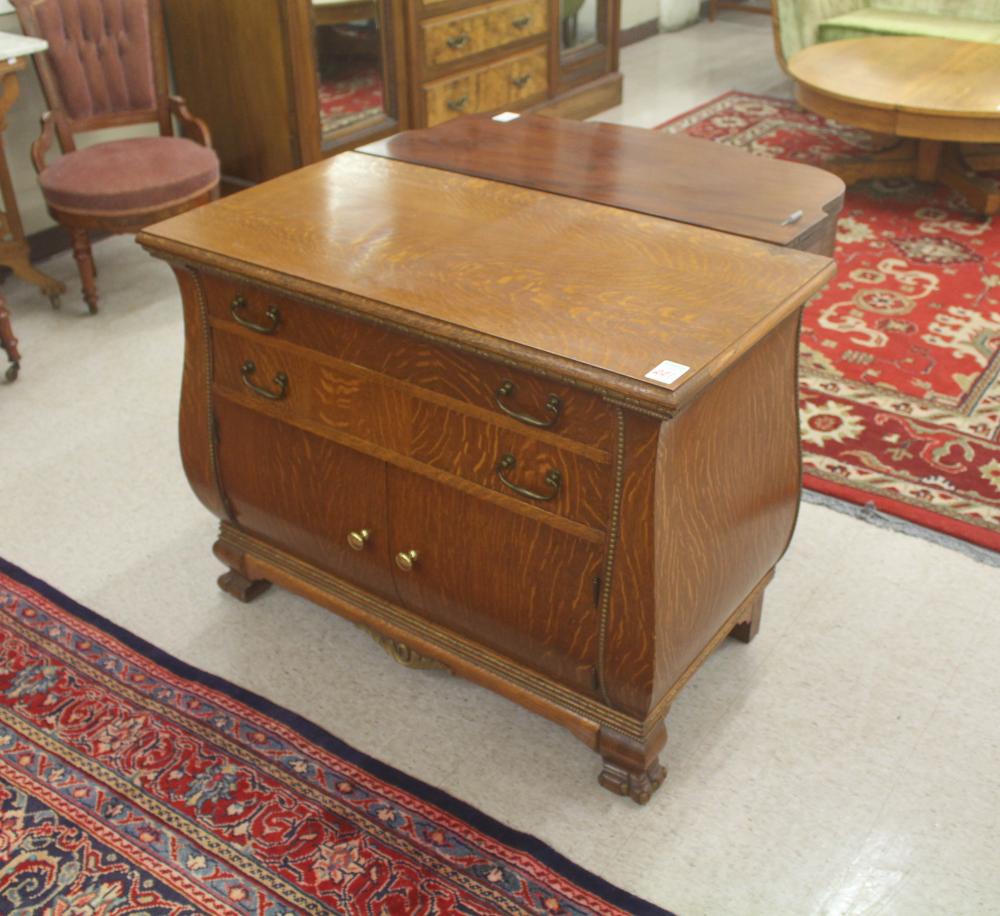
xmin=645 ymin=360 xmax=690 ymax=385
xmin=492 ymin=111 xmax=521 ymax=122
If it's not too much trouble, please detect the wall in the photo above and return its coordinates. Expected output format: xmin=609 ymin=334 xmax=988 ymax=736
xmin=621 ymin=0 xmax=660 ymax=28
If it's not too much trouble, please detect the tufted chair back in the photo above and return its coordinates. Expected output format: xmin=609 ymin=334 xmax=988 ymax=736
xmin=15 ymin=0 xmax=171 ymax=149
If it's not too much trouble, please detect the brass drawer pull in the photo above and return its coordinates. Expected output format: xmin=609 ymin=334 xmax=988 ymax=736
xmin=512 ymin=15 xmax=531 ymax=28
xmin=395 ymin=549 xmax=419 ymax=572
xmin=496 ymin=453 xmax=562 ymax=501
xmin=511 ymin=74 xmax=532 ymax=88
xmin=446 ymin=33 xmax=470 ymax=49
xmin=231 ymin=296 xmax=280 ymax=334
xmin=495 ymin=380 xmax=561 ymax=428
xmin=347 ymin=528 xmax=371 ymax=551
xmin=240 ymin=360 xmax=288 ymax=401
xmin=447 ymin=95 xmax=469 ymax=112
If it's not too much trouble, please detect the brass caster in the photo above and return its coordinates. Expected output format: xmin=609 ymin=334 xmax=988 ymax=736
xmin=49 ymin=294 xmax=61 ymax=310
xmin=5 ymin=360 xmax=19 ymax=382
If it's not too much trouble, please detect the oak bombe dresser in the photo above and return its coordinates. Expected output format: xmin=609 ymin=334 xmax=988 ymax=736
xmin=139 ymin=118 xmax=839 ymax=804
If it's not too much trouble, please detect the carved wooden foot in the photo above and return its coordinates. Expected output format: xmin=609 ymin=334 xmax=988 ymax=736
xmin=218 ymin=569 xmax=271 ymax=603
xmin=730 ymin=591 xmax=763 ymax=644
xmin=71 ymin=229 xmax=99 ymax=314
xmin=213 ymin=538 xmax=270 ymax=602
xmin=597 ymin=722 xmax=667 ymax=805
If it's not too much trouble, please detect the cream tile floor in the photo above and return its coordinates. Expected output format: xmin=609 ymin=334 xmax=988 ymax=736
xmin=2 ymin=14 xmax=999 ymax=916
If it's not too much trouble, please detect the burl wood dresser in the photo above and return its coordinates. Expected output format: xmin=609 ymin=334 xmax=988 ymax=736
xmin=139 ymin=145 xmax=836 ymax=804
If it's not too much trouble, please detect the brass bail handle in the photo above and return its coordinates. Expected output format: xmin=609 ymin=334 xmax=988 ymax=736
xmin=495 ymin=381 xmax=561 ymax=429
xmin=231 ymin=296 xmax=280 ymax=334
xmin=496 ymin=453 xmax=562 ymax=501
xmin=241 ymin=361 xmax=288 ymax=400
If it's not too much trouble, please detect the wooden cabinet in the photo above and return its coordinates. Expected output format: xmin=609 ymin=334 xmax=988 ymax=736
xmin=162 ymin=0 xmax=409 ymax=185
xmin=162 ymin=0 xmax=621 ymax=184
xmin=139 ymin=151 xmax=836 ymax=804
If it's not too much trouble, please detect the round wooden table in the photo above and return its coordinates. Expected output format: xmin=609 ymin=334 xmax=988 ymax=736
xmin=788 ymin=36 xmax=1000 ymax=215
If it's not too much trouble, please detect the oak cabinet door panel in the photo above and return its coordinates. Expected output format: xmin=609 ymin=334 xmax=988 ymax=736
xmin=214 ymin=399 xmax=397 ymax=601
xmin=386 ymin=468 xmax=604 ymax=693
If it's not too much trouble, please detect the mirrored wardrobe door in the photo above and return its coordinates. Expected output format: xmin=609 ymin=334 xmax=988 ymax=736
xmin=560 ymin=0 xmax=601 ymax=53
xmin=312 ymin=0 xmax=406 ymax=151
xmin=556 ymin=0 xmax=619 ymax=92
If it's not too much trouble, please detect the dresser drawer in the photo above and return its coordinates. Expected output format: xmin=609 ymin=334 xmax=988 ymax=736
xmin=424 ymin=46 xmax=548 ymax=125
xmin=479 ymin=46 xmax=547 ymax=109
xmin=212 ymin=326 xmax=610 ymax=532
xmin=201 ymin=272 xmax=615 ymax=453
xmin=424 ymin=72 xmax=479 ymax=126
xmin=408 ymin=399 xmax=609 ymax=531
xmin=421 ymin=0 xmax=547 ymax=70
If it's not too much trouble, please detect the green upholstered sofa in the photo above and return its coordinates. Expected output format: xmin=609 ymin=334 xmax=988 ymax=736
xmin=772 ymin=0 xmax=1000 ymax=65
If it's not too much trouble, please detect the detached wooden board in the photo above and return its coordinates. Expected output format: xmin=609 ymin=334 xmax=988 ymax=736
xmin=359 ymin=114 xmax=845 ymax=249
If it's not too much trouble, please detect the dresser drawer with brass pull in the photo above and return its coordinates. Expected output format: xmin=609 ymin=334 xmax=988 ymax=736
xmin=424 ymin=45 xmax=548 ymax=126
xmin=200 ymin=272 xmax=613 ymax=453
xmin=424 ymin=72 xmax=478 ymax=126
xmin=212 ymin=325 xmax=607 ymax=531
xmin=212 ymin=331 xmax=300 ymax=415
xmin=421 ymin=0 xmax=547 ymax=70
xmin=474 ymin=46 xmax=549 ymax=114
xmin=409 ymin=399 xmax=608 ymax=530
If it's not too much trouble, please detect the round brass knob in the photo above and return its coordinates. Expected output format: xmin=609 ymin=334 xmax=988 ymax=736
xmin=394 ymin=549 xmax=419 ymax=572
xmin=347 ymin=528 xmax=371 ymax=551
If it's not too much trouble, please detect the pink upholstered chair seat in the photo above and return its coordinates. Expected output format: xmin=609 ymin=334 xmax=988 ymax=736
xmin=39 ymin=136 xmax=219 ymax=214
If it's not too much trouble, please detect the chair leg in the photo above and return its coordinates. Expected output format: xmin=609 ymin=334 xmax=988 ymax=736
xmin=0 ymin=294 xmax=20 ymax=381
xmin=70 ymin=229 xmax=99 ymax=314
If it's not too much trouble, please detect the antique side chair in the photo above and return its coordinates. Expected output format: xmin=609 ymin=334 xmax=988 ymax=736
xmin=14 ymin=0 xmax=220 ymax=313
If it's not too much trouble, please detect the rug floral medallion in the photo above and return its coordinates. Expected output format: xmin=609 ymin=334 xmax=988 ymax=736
xmin=0 ymin=559 xmax=669 ymax=916
xmin=665 ymin=93 xmax=1000 ymax=552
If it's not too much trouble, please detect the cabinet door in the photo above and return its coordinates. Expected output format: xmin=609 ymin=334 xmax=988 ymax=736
xmin=215 ymin=399 xmax=397 ymax=602
xmin=386 ymin=469 xmax=604 ymax=695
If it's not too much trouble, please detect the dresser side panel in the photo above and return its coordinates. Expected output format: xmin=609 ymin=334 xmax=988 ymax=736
xmin=652 ymin=311 xmax=802 ymax=700
xmin=175 ymin=266 xmax=228 ymax=522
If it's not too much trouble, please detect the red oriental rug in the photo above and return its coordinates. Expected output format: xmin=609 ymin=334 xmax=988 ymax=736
xmin=662 ymin=92 xmax=1000 ymax=553
xmin=0 ymin=558 xmax=670 ymax=915
xmin=320 ymin=67 xmax=384 ymax=137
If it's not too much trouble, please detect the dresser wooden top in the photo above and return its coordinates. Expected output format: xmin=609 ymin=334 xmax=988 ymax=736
xmin=139 ymin=152 xmax=834 ymax=412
